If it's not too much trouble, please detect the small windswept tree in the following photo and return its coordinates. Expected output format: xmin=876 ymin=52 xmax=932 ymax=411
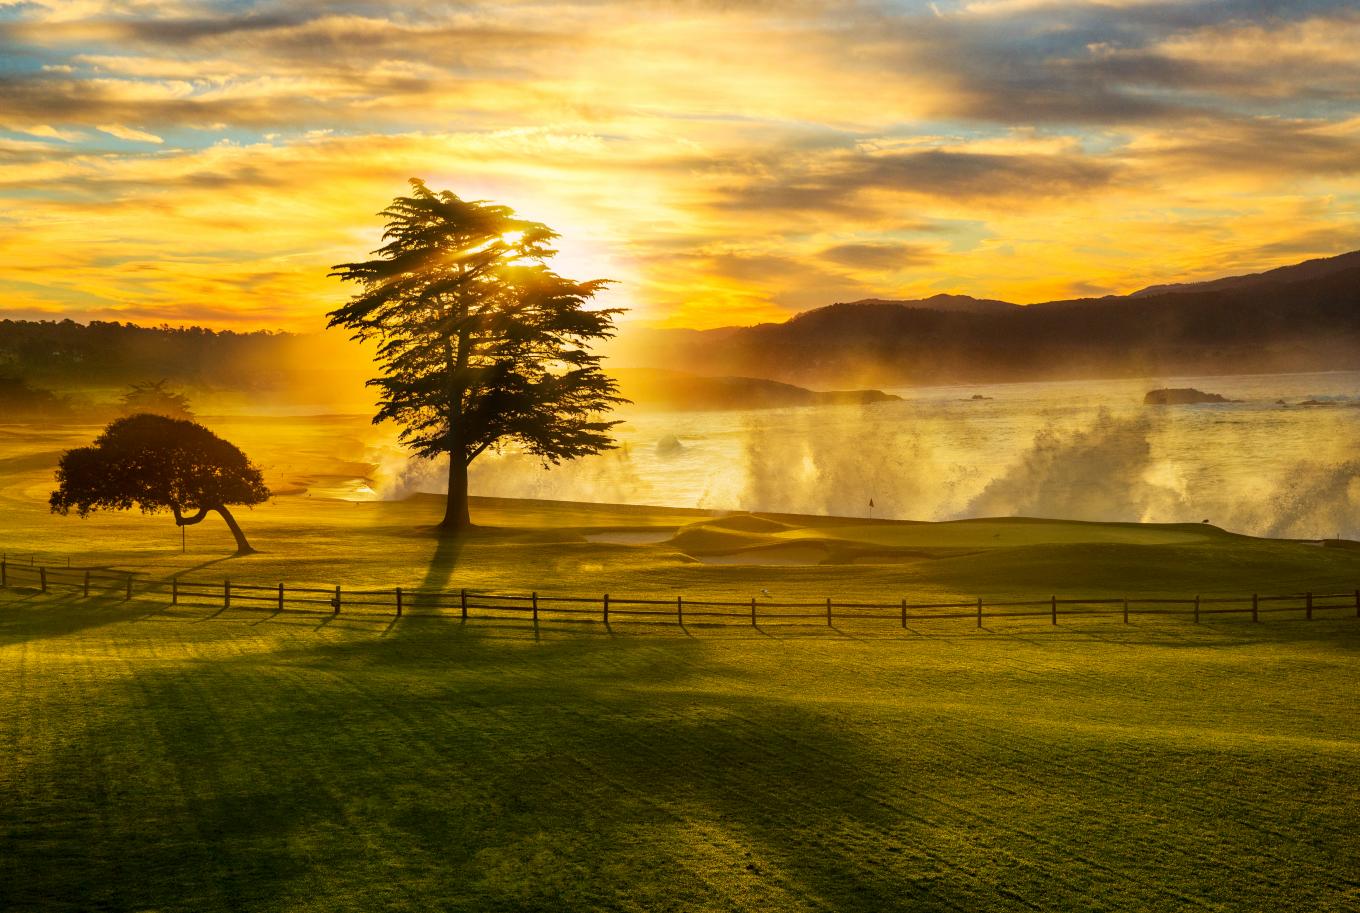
xmin=120 ymin=379 xmax=194 ymax=420
xmin=329 ymin=179 xmax=627 ymax=530
xmin=50 ymin=414 xmax=269 ymax=555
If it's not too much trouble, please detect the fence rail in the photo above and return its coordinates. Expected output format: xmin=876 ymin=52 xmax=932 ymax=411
xmin=2 ymin=555 xmax=1358 ymax=632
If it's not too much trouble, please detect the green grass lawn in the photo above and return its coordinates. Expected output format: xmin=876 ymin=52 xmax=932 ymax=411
xmin=5 ymin=419 xmax=1360 ymax=910
xmin=2 ymin=594 xmax=1359 ymax=912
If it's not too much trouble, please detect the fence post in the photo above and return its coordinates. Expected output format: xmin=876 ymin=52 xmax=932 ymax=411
xmin=901 ymin=598 xmax=907 ymax=629
xmin=40 ymin=567 xmax=46 ymax=593
xmin=1123 ymin=597 xmax=1129 ymax=624
xmin=1252 ymin=593 xmax=1259 ymax=623
xmin=1050 ymin=595 xmax=1056 ymax=625
xmin=677 ymin=595 xmax=684 ymax=627
xmin=83 ymin=570 xmax=90 ymax=598
xmin=532 ymin=591 xmax=538 ymax=628
xmin=1306 ymin=591 xmax=1312 ymax=621
xmin=278 ymin=583 xmax=284 ymax=613
xmin=751 ymin=596 xmax=757 ymax=628
xmin=172 ymin=578 xmax=178 ymax=606
xmin=460 ymin=589 xmax=468 ymax=622
xmin=1194 ymin=594 xmax=1200 ymax=624
xmin=976 ymin=596 xmax=983 ymax=628
xmin=224 ymin=578 xmax=231 ymax=609
xmin=826 ymin=597 xmax=832 ymax=627
xmin=395 ymin=586 xmax=402 ymax=617
xmin=603 ymin=593 xmax=610 ymax=628
xmin=333 ymin=585 xmax=341 ymax=615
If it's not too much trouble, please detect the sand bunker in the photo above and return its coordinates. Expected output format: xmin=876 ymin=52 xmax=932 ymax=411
xmin=583 ymin=530 xmax=677 ymax=545
xmin=691 ymin=544 xmax=829 ymax=566
xmin=702 ymin=513 xmax=798 ymax=534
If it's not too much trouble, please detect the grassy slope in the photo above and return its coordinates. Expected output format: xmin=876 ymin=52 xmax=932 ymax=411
xmin=2 ymin=596 xmax=1359 ymax=912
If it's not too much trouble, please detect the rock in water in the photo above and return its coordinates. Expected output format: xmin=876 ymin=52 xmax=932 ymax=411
xmin=656 ymin=434 xmax=684 ymax=456
xmin=1144 ymin=388 xmax=1232 ymax=405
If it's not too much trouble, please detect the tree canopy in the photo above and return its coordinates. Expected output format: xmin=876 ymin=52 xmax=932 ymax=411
xmin=329 ymin=179 xmax=626 ymax=529
xmin=50 ymin=413 xmax=269 ymax=554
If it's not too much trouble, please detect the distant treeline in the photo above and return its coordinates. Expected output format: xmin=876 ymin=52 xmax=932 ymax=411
xmin=0 ymin=320 xmax=299 ymax=389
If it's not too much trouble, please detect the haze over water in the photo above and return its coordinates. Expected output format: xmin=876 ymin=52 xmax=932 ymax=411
xmin=384 ymin=371 xmax=1360 ymax=540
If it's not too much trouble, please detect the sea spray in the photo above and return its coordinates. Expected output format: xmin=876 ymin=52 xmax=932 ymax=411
xmin=1255 ymin=460 xmax=1360 ymax=540
xmin=372 ymin=445 xmax=646 ymax=505
xmin=736 ymin=406 xmax=940 ymax=518
xmin=964 ymin=410 xmax=1188 ymax=523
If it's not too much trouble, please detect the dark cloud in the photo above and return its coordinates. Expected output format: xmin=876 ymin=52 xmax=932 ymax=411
xmin=3 ymin=1 xmax=1357 ymax=138
xmin=58 ymin=14 xmax=303 ymax=44
xmin=713 ymin=149 xmax=1118 ymax=213
xmin=1138 ymin=117 xmax=1360 ymax=177
xmin=0 ymin=75 xmax=298 ymax=127
xmin=845 ymin=2 xmax=1360 ymax=125
xmin=0 ymin=70 xmax=488 ymax=130
xmin=663 ymin=250 xmax=880 ymax=312
xmin=818 ymin=241 xmax=934 ymax=270
xmin=1065 ymin=280 xmax=1114 ymax=298
xmin=0 ymin=140 xmax=84 ymax=165
xmin=1244 ymin=229 xmax=1360 ymax=261
xmin=703 ymin=252 xmax=809 ymax=284
xmin=4 ymin=12 xmax=566 ymax=71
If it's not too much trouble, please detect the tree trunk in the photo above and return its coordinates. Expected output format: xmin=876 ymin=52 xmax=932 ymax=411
xmin=440 ymin=454 xmax=471 ymax=531
xmin=173 ymin=503 xmax=255 ymax=554
xmin=215 ymin=505 xmax=256 ymax=554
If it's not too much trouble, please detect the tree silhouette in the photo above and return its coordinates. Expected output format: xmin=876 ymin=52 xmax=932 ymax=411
xmin=0 ymin=375 xmax=72 ymax=420
xmin=329 ymin=179 xmax=626 ymax=530
xmin=50 ymin=414 xmax=269 ymax=555
xmin=120 ymin=379 xmax=194 ymax=420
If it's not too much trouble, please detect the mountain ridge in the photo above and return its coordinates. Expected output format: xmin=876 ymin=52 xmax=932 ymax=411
xmin=625 ymin=249 xmax=1360 ymax=387
xmin=1128 ymin=248 xmax=1360 ymax=299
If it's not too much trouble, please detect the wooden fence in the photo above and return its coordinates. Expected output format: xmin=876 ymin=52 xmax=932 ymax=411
xmin=2 ymin=555 xmax=1358 ymax=631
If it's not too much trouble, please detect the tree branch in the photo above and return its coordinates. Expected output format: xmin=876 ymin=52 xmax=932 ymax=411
xmin=171 ymin=504 xmax=210 ymax=527
xmin=465 ymin=441 xmax=493 ymax=465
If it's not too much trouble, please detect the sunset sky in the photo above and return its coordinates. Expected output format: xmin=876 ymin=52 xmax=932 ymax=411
xmin=1 ymin=0 xmax=1358 ymax=331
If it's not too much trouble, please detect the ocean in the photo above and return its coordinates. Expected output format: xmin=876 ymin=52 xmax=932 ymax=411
xmin=412 ymin=370 xmax=1360 ymax=539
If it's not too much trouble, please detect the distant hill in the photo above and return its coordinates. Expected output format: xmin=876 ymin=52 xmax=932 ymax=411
xmin=610 ymin=368 xmax=900 ymax=411
xmin=833 ymin=294 xmax=1020 ymax=315
xmin=627 ymin=251 xmax=1360 ymax=386
xmin=1129 ymin=249 xmax=1360 ymax=299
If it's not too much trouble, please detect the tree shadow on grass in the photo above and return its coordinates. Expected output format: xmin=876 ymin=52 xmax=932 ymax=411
xmin=10 ymin=610 xmax=1360 ymax=911
xmin=0 ymin=590 xmax=160 ymax=647
xmin=169 ymin=555 xmax=239 ymax=578
xmin=0 ymin=623 xmax=983 ymax=913
xmin=413 ymin=528 xmax=466 ymax=605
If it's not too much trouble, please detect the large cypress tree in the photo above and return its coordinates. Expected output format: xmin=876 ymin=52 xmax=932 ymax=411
xmin=329 ymin=179 xmax=626 ymax=531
